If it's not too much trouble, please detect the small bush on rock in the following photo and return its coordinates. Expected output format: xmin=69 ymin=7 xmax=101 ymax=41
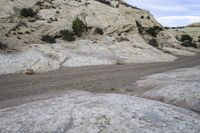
xmin=180 ymin=34 xmax=193 ymax=42
xmin=94 ymin=27 xmax=104 ymax=35
xmin=60 ymin=30 xmax=75 ymax=41
xmin=136 ymin=21 xmax=144 ymax=34
xmin=72 ymin=18 xmax=87 ymax=37
xmin=41 ymin=35 xmax=56 ymax=43
xmin=148 ymin=38 xmax=158 ymax=47
xmin=181 ymin=40 xmax=197 ymax=48
xmin=0 ymin=41 xmax=8 ymax=50
xmin=20 ymin=8 xmax=37 ymax=18
xmin=145 ymin=26 xmax=163 ymax=37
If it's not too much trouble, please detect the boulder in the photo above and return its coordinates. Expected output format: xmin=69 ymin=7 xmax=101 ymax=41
xmin=25 ymin=68 xmax=35 ymax=75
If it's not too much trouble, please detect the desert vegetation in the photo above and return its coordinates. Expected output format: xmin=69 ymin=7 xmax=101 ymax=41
xmin=20 ymin=8 xmax=37 ymax=18
xmin=179 ymin=34 xmax=193 ymax=42
xmin=136 ymin=21 xmax=144 ymax=34
xmin=41 ymin=35 xmax=56 ymax=43
xmin=175 ymin=34 xmax=197 ymax=48
xmin=60 ymin=30 xmax=75 ymax=41
xmin=136 ymin=21 xmax=161 ymax=47
xmin=94 ymin=27 xmax=104 ymax=35
xmin=136 ymin=21 xmax=163 ymax=37
xmin=72 ymin=17 xmax=87 ymax=37
xmin=41 ymin=17 xmax=103 ymax=43
xmin=180 ymin=40 xmax=197 ymax=48
xmin=148 ymin=38 xmax=159 ymax=47
xmin=145 ymin=26 xmax=163 ymax=37
xmin=0 ymin=41 xmax=8 ymax=50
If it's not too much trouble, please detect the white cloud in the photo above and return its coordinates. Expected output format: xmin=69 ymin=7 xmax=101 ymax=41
xmin=141 ymin=5 xmax=188 ymax=12
xmin=158 ymin=16 xmax=200 ymax=26
xmin=158 ymin=16 xmax=200 ymax=20
xmin=125 ymin=0 xmax=200 ymax=26
xmin=125 ymin=0 xmax=187 ymax=12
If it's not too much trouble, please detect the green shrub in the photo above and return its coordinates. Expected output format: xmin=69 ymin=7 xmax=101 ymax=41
xmin=94 ymin=27 xmax=104 ymax=35
xmin=0 ymin=41 xmax=7 ymax=50
xmin=153 ymin=26 xmax=163 ymax=31
xmin=41 ymin=35 xmax=56 ymax=43
xmin=60 ymin=30 xmax=75 ymax=41
xmin=20 ymin=8 xmax=37 ymax=18
xmin=110 ymin=87 xmax=116 ymax=91
xmin=181 ymin=40 xmax=197 ymax=48
xmin=136 ymin=21 xmax=144 ymax=34
xmin=180 ymin=34 xmax=193 ymax=42
xmin=72 ymin=18 xmax=87 ymax=37
xmin=146 ymin=28 xmax=157 ymax=37
xmin=148 ymin=38 xmax=158 ymax=47
xmin=145 ymin=26 xmax=163 ymax=37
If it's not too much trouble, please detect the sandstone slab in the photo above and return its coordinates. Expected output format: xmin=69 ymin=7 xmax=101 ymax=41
xmin=0 ymin=91 xmax=200 ymax=132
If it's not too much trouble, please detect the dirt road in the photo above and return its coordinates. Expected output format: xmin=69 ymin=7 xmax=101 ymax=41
xmin=0 ymin=54 xmax=200 ymax=108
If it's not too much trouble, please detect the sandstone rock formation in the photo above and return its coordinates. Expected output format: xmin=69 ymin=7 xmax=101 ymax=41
xmin=0 ymin=0 xmax=199 ymax=74
xmin=1 ymin=91 xmax=200 ymax=133
xmin=137 ymin=66 xmax=200 ymax=113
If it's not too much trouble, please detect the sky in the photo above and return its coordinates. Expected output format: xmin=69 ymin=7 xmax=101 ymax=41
xmin=125 ymin=0 xmax=200 ymax=27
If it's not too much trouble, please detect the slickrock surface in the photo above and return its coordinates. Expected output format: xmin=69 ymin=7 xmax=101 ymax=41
xmin=137 ymin=66 xmax=200 ymax=113
xmin=1 ymin=91 xmax=200 ymax=133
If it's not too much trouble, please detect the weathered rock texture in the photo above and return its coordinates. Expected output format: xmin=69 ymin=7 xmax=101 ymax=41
xmin=1 ymin=91 xmax=200 ymax=133
xmin=137 ymin=66 xmax=200 ymax=113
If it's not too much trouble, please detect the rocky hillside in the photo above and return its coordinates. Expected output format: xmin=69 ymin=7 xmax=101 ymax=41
xmin=0 ymin=0 xmax=199 ymax=74
xmin=167 ymin=23 xmax=200 ymax=49
xmin=0 ymin=0 xmax=160 ymax=48
xmin=187 ymin=22 xmax=200 ymax=27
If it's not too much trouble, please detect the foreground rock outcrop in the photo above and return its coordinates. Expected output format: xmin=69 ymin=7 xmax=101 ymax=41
xmin=0 ymin=91 xmax=200 ymax=133
xmin=137 ymin=66 xmax=200 ymax=113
